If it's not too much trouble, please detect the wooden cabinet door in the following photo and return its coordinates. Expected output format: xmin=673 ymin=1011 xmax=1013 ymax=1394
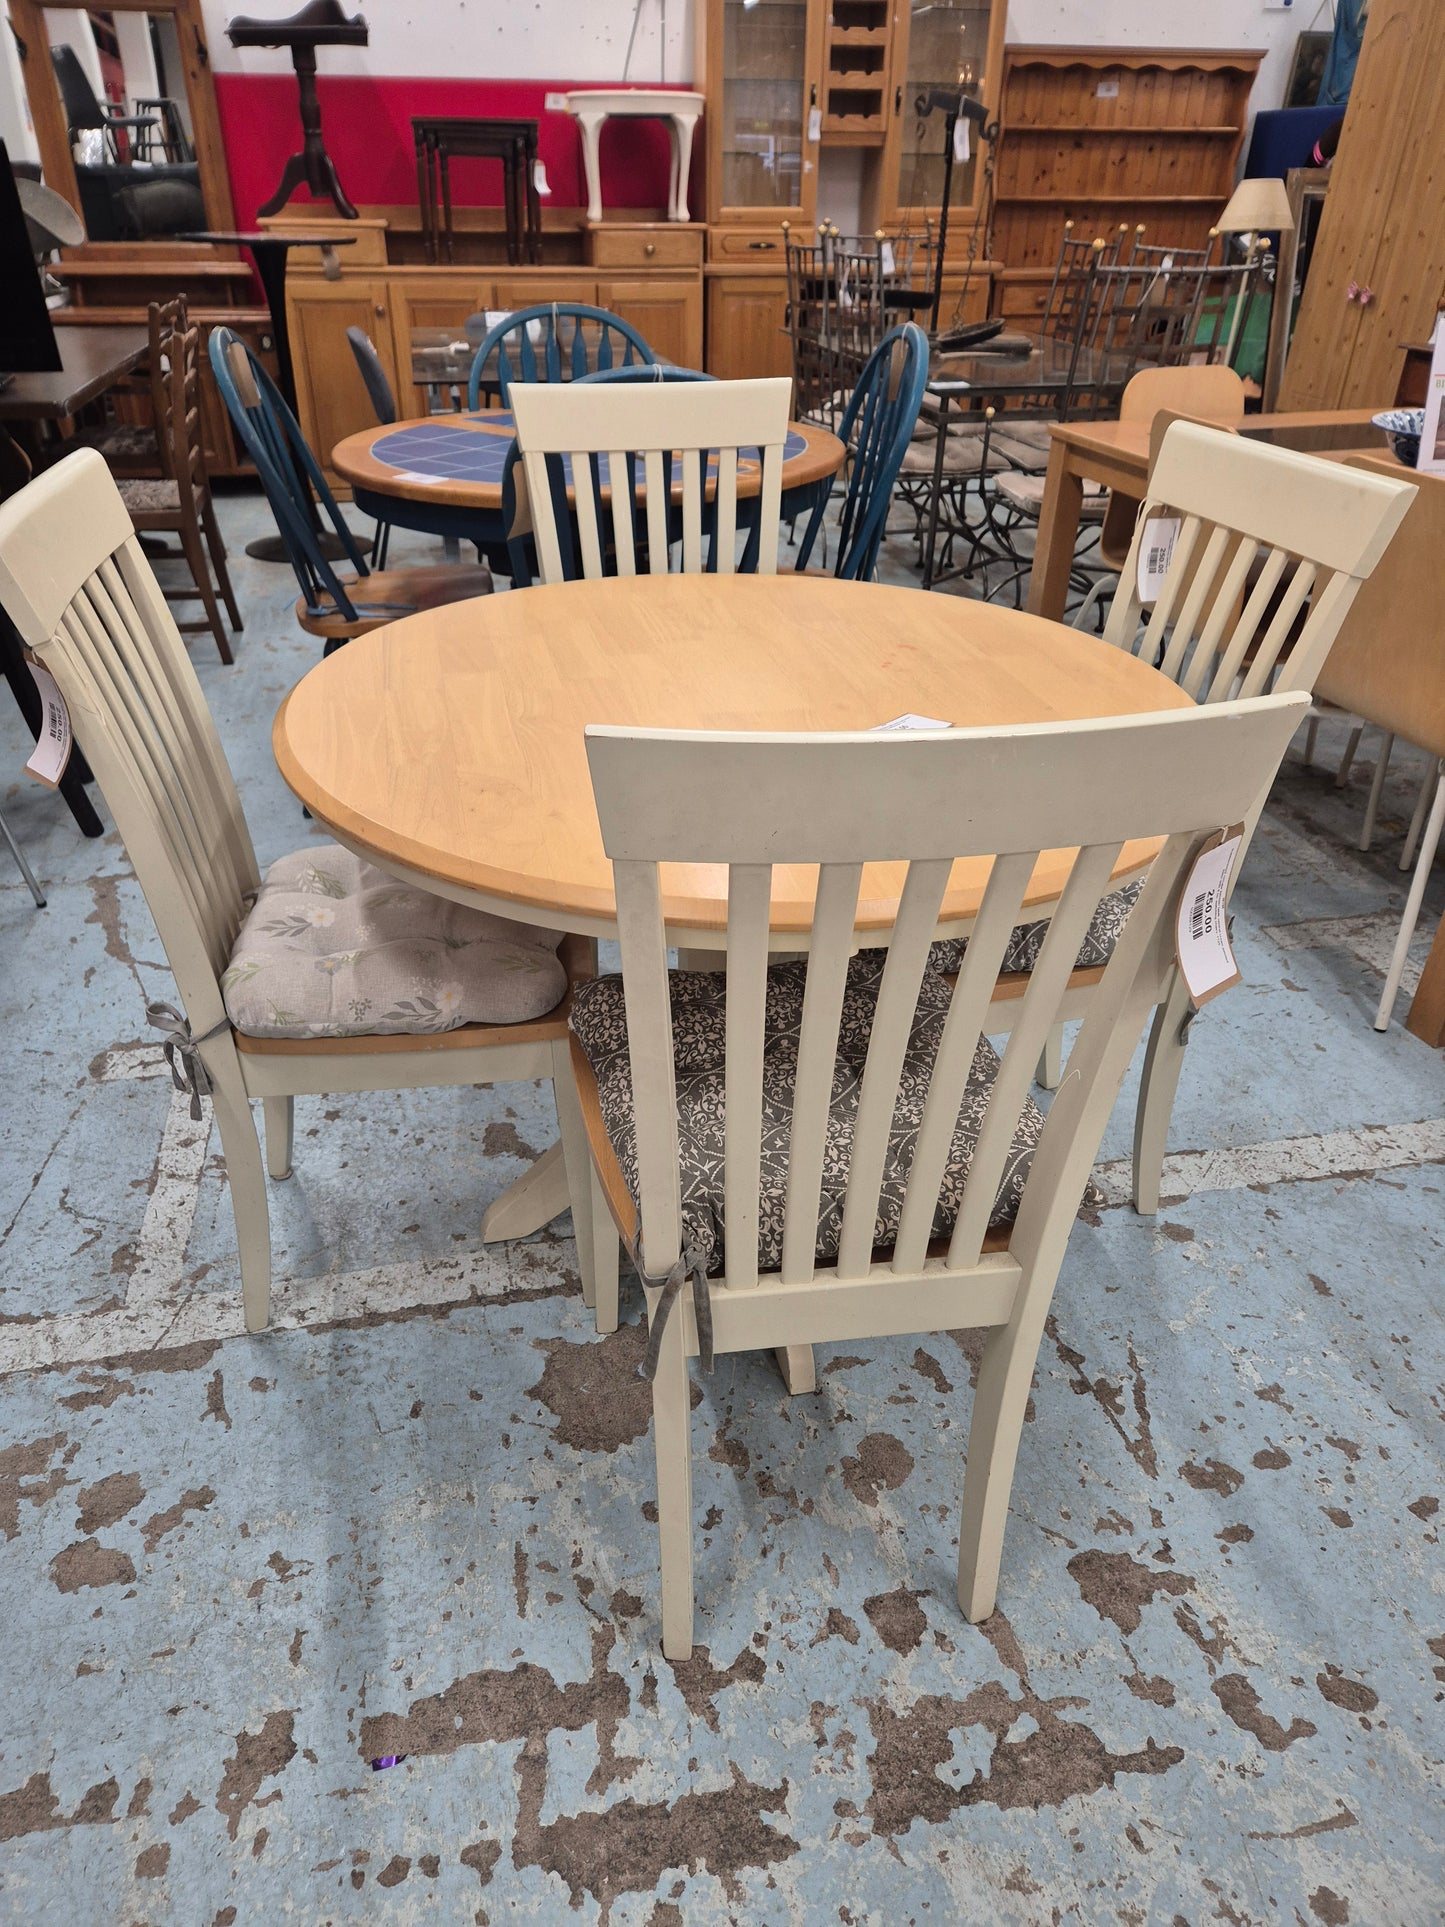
xmin=1279 ymin=0 xmax=1445 ymax=409
xmin=603 ymin=278 xmax=705 ymax=369
xmin=705 ymin=273 xmax=792 ymax=379
xmin=699 ymin=0 xmax=825 ymax=225
xmin=385 ymin=276 xmax=495 ymax=415
xmin=286 ymin=278 xmax=399 ymax=485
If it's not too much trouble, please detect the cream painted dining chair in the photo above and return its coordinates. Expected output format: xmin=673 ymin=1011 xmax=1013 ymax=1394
xmin=570 ymin=696 xmax=1311 ymax=1657
xmin=1011 ymin=421 xmax=1416 ymax=1211
xmin=507 ymin=375 xmax=793 ymax=581
xmin=0 ymin=450 xmax=596 ymax=1335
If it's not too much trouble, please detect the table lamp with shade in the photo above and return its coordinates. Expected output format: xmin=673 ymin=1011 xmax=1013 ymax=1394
xmin=1216 ymin=176 xmax=1296 ymax=370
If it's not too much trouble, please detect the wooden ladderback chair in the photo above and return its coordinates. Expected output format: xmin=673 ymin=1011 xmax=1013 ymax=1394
xmin=116 ymin=318 xmax=242 ymax=662
xmin=466 ymin=303 xmax=655 ymax=409
xmin=209 ymin=327 xmax=491 ymax=648
xmin=509 ymin=375 xmax=792 ymax=583
xmin=83 ymin=294 xmax=188 ymax=478
xmin=574 ymin=697 xmax=1312 ymax=1656
xmin=795 ymin=322 xmax=929 ymax=582
xmin=0 ymin=449 xmax=596 ymax=1337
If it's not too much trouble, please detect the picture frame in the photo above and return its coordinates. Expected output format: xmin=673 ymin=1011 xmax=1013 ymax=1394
xmin=1284 ymin=31 xmax=1332 ymax=110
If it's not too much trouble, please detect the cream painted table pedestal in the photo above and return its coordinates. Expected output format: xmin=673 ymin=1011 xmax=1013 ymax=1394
xmin=273 ymin=574 xmax=1190 ymax=1383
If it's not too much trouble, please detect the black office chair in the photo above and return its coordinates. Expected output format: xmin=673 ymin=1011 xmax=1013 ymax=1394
xmin=344 ymin=327 xmax=397 ymax=568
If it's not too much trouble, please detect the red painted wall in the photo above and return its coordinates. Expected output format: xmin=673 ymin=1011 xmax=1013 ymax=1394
xmin=213 ymin=76 xmax=689 ymax=226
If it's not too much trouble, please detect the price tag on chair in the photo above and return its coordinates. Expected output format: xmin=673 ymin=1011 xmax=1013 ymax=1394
xmin=1175 ymin=824 xmax=1245 ymax=1007
xmin=24 ymin=658 xmax=72 ymax=789
xmin=880 ymin=240 xmax=896 ymax=276
xmin=953 ymin=117 xmax=971 ymax=164
xmin=1136 ymin=513 xmax=1181 ymax=605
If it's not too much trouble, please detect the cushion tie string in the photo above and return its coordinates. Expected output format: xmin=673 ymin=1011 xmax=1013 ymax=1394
xmin=146 ymin=1002 xmax=230 ymax=1121
xmin=638 ymin=1242 xmax=714 ymax=1382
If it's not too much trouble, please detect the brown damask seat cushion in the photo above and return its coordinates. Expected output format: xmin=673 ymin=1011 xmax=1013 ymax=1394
xmin=570 ymin=952 xmax=1056 ymax=1278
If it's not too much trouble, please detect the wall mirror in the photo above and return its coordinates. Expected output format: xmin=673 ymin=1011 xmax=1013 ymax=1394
xmin=8 ymin=0 xmax=234 ymax=245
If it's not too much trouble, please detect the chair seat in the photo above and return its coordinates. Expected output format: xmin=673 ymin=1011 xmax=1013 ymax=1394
xmin=117 ymin=476 xmax=182 ymax=516
xmin=297 ymin=561 xmax=493 ymax=640
xmin=222 ymin=843 xmax=566 ymax=1040
xmin=570 ymin=952 xmax=1059 ymax=1278
xmin=82 ymin=424 xmax=161 ymax=471
xmin=995 ymin=471 xmax=1106 ymax=519
xmin=900 ymin=434 xmax=1008 ymax=477
xmin=927 ymin=879 xmax=1144 ymax=979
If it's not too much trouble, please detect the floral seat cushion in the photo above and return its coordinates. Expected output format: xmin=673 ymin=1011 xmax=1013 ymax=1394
xmin=927 ymin=879 xmax=1144 ymax=980
xmin=570 ymin=952 xmax=1063 ymax=1279
xmin=222 ymin=845 xmax=566 ymax=1039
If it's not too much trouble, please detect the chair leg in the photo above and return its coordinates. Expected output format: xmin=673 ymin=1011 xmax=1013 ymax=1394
xmin=201 ymin=498 xmax=243 ymax=632
xmin=1399 ymin=758 xmax=1437 ymax=872
xmin=1303 ymin=714 xmax=1319 ymax=766
xmin=1359 ymin=732 xmax=1394 ymax=851
xmin=1375 ymin=763 xmax=1445 ymax=1032
xmin=179 ymin=517 xmax=233 ymax=665
xmin=1131 ymin=972 xmax=1194 ymax=1216
xmin=262 ymin=1095 xmax=294 ymax=1180
xmin=1036 ymin=1022 xmax=1064 ymax=1091
xmin=549 ymin=1038 xmax=596 ymax=1313
xmin=588 ymin=1164 xmax=620 ymax=1335
xmin=373 ymin=519 xmax=391 ymax=570
xmin=208 ymin=1060 xmax=273 ymax=1333
xmin=1333 ymin=722 xmax=1364 ymax=788
xmin=956 ymin=1310 xmax=1043 ymax=1623
xmin=650 ymin=1287 xmax=695 ymax=1660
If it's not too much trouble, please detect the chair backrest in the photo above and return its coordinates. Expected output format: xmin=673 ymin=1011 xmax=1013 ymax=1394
xmin=1104 ymin=420 xmax=1417 ymax=710
xmin=345 ymin=327 xmax=397 ymax=426
xmin=51 ymin=45 xmax=107 ymax=133
xmin=466 ymin=303 xmax=655 ymax=408
xmin=208 ymin=327 xmax=369 ymax=624
xmin=0 ymin=450 xmax=259 ymax=1040
xmin=499 ymin=366 xmax=718 ymax=587
xmin=154 ymin=319 xmax=209 ymax=514
xmin=796 ymin=322 xmax=929 ymax=582
xmin=143 ymin=295 xmax=188 ymax=477
xmin=508 ymin=375 xmax=792 ymax=583
xmin=1094 ymin=364 xmax=1247 ymax=565
xmin=584 ymin=697 xmax=1309 ymax=1288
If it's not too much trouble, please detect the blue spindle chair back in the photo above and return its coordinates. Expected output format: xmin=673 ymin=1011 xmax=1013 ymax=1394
xmin=501 ymin=364 xmax=722 ymax=587
xmin=467 ymin=303 xmax=656 ymax=410
xmin=344 ymin=327 xmax=397 ymax=566
xmin=796 ymin=322 xmax=929 ymax=581
xmin=209 ymin=327 xmax=369 ymax=627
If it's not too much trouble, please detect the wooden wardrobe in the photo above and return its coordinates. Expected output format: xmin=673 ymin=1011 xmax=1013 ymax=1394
xmin=1279 ymin=0 xmax=1445 ymax=410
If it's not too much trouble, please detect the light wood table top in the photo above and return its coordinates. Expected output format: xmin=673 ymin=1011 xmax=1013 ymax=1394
xmin=273 ymin=574 xmax=1192 ymax=943
xmin=331 ymin=410 xmax=844 ymax=513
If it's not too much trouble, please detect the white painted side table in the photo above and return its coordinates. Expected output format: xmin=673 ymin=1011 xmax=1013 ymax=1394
xmin=564 ymin=88 xmax=704 ymax=224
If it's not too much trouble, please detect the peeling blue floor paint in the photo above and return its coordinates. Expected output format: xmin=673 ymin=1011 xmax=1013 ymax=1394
xmin=0 ymin=495 xmax=1441 ymax=1924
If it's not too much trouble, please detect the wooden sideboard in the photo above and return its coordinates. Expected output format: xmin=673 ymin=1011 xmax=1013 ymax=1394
xmin=270 ymin=209 xmax=705 ymax=488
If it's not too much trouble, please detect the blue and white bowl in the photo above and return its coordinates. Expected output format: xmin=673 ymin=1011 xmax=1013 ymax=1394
xmin=1372 ymin=408 xmax=1425 ymax=468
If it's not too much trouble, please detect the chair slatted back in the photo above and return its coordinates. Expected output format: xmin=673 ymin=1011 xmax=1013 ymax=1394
xmin=509 ymin=376 xmax=792 ymax=583
xmin=209 ymin=327 xmax=369 ymax=625
xmin=796 ymin=322 xmax=929 ymax=582
xmin=155 ymin=320 xmax=209 ymax=513
xmin=585 ymin=700 xmax=1311 ymax=1291
xmin=0 ymin=451 xmax=259 ymax=1031
xmin=144 ymin=296 xmax=188 ymax=478
xmin=1104 ymin=421 xmax=1417 ymax=708
xmin=466 ymin=303 xmax=655 ymax=409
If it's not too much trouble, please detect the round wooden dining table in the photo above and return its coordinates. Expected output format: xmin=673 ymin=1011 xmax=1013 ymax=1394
xmin=331 ymin=411 xmax=845 ymax=558
xmin=273 ymin=573 xmax=1191 ymax=1248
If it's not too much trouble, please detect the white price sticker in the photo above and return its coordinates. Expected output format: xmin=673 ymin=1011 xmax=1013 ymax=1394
xmin=25 ymin=660 xmax=72 ymax=789
xmin=952 ymin=116 xmax=970 ymax=164
xmin=1175 ymin=825 xmax=1245 ymax=1007
xmin=1136 ymin=513 xmax=1181 ymax=605
xmin=873 ymin=713 xmax=952 ymax=732
xmin=533 ymin=159 xmax=551 ymax=196
xmin=880 ymin=240 xmax=896 ymax=277
xmin=807 ymin=105 xmax=822 ymax=143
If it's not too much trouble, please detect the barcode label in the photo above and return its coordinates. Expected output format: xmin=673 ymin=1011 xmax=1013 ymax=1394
xmin=1137 ymin=514 xmax=1181 ymax=605
xmin=1175 ymin=826 xmax=1245 ymax=1007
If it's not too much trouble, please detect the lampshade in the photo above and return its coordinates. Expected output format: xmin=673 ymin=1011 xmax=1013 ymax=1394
xmin=1217 ymin=176 xmax=1295 ymax=235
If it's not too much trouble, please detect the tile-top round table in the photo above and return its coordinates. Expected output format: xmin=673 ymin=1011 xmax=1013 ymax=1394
xmin=273 ymin=573 xmax=1190 ymax=1247
xmin=330 ymin=410 xmax=845 ymax=564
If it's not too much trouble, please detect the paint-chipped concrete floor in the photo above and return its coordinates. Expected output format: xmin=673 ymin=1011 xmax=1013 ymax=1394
xmin=0 ymin=493 xmax=1442 ymax=1925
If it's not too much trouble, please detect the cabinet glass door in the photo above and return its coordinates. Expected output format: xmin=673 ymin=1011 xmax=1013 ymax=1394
xmin=720 ymin=0 xmax=811 ymax=214
xmin=894 ymin=0 xmax=994 ymax=216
